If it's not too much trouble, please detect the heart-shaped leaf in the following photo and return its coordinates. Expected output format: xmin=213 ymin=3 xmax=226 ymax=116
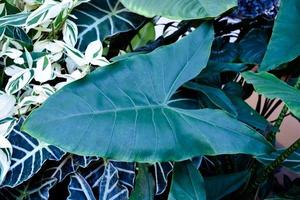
xmin=23 ymin=23 xmax=272 ymax=162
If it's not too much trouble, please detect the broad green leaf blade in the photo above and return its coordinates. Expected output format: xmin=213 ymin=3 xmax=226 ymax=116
xmin=67 ymin=173 xmax=96 ymax=200
xmin=168 ymin=160 xmax=206 ymax=200
xmin=129 ymin=164 xmax=155 ymax=200
xmin=2 ymin=118 xmax=65 ymax=188
xmin=99 ymin=162 xmax=129 ymax=200
xmin=204 ymin=171 xmax=250 ymax=200
xmin=72 ymin=0 xmax=146 ymax=51
xmin=120 ymin=0 xmax=236 ymax=20
xmin=242 ymin=72 xmax=300 ymax=119
xmin=23 ymin=23 xmax=272 ymax=162
xmin=260 ymin=0 xmax=300 ymax=71
xmin=257 ymin=149 xmax=300 ymax=173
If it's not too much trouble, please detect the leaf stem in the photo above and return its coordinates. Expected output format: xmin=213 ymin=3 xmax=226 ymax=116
xmin=266 ymin=76 xmax=300 ymax=143
xmin=246 ymin=137 xmax=300 ymax=198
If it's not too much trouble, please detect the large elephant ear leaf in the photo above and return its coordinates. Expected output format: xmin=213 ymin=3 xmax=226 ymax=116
xmin=120 ymin=0 xmax=236 ymax=20
xmin=168 ymin=160 xmax=206 ymax=200
xmin=242 ymin=72 xmax=300 ymax=119
xmin=23 ymin=23 xmax=272 ymax=163
xmin=260 ymin=0 xmax=300 ymax=71
xmin=72 ymin=0 xmax=146 ymax=51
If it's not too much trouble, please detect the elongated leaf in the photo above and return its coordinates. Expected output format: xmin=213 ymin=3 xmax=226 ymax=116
xmin=2 ymin=118 xmax=65 ymax=187
xmin=72 ymin=0 xmax=146 ymax=51
xmin=23 ymin=23 xmax=272 ymax=162
xmin=5 ymin=69 xmax=34 ymax=95
xmin=229 ymin=96 xmax=271 ymax=132
xmin=257 ymin=149 xmax=300 ymax=173
xmin=99 ymin=162 xmax=129 ymax=200
xmin=242 ymin=72 xmax=300 ymax=119
xmin=168 ymin=160 xmax=206 ymax=200
xmin=0 ymin=12 xmax=28 ymax=27
xmin=184 ymin=82 xmax=237 ymax=116
xmin=130 ymin=164 xmax=154 ymax=200
xmin=67 ymin=173 xmax=96 ymax=200
xmin=204 ymin=171 xmax=250 ymax=200
xmin=120 ymin=0 xmax=236 ymax=19
xmin=260 ymin=0 xmax=300 ymax=71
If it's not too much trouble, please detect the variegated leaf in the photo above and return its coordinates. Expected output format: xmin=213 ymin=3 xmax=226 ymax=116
xmin=99 ymin=162 xmax=129 ymax=200
xmin=0 ymin=13 xmax=29 ymax=27
xmin=1 ymin=118 xmax=65 ymax=187
xmin=67 ymin=173 xmax=96 ymax=200
xmin=63 ymin=19 xmax=78 ymax=47
xmin=25 ymin=0 xmax=71 ymax=30
xmin=72 ymin=0 xmax=146 ymax=51
xmin=5 ymin=69 xmax=35 ymax=95
xmin=0 ymin=93 xmax=15 ymax=120
xmin=34 ymin=56 xmax=53 ymax=83
xmin=0 ymin=137 xmax=12 ymax=184
xmin=0 ymin=117 xmax=16 ymax=137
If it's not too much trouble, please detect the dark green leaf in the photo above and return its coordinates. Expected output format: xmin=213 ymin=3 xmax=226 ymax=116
xmin=260 ymin=0 xmax=300 ymax=71
xmin=129 ymin=164 xmax=154 ymax=200
xmin=204 ymin=171 xmax=250 ymax=200
xmin=239 ymin=29 xmax=268 ymax=64
xmin=72 ymin=0 xmax=146 ymax=51
xmin=185 ymin=82 xmax=237 ymax=116
xmin=168 ymin=160 xmax=206 ymax=200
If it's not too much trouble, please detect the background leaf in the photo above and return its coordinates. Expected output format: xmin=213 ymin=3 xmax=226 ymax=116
xmin=204 ymin=170 xmax=250 ymax=200
xmin=242 ymin=72 xmax=300 ymax=119
xmin=120 ymin=0 xmax=236 ymax=19
xmin=168 ymin=160 xmax=206 ymax=200
xmin=260 ymin=0 xmax=300 ymax=71
xmin=72 ymin=0 xmax=146 ymax=51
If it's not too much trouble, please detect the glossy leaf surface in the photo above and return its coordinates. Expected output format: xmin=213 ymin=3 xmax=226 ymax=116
xmin=23 ymin=23 xmax=272 ymax=162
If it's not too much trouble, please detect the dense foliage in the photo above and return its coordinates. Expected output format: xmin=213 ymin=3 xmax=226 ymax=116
xmin=0 ymin=0 xmax=300 ymax=199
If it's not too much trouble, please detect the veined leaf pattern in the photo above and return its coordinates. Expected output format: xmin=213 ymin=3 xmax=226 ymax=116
xmin=72 ymin=0 xmax=146 ymax=50
xmin=154 ymin=162 xmax=173 ymax=195
xmin=67 ymin=173 xmax=96 ymax=200
xmin=1 ymin=118 xmax=65 ymax=187
xmin=23 ymin=23 xmax=273 ymax=162
xmin=0 ymin=178 xmax=56 ymax=200
xmin=99 ymin=162 xmax=130 ymax=200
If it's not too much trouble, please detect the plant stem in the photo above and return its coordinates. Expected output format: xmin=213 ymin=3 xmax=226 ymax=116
xmin=246 ymin=137 xmax=300 ymax=198
xmin=266 ymin=76 xmax=300 ymax=143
